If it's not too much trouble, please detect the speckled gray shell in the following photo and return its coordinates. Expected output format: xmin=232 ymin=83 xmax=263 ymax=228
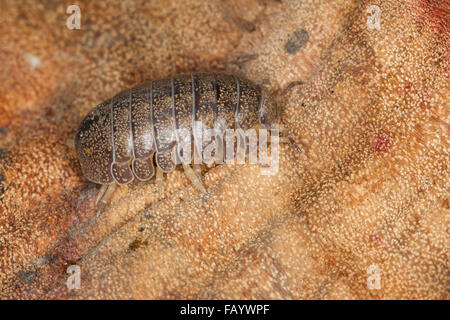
xmin=75 ymin=73 xmax=277 ymax=185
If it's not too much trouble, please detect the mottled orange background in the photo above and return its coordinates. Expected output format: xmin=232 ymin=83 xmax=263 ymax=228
xmin=0 ymin=0 xmax=448 ymax=299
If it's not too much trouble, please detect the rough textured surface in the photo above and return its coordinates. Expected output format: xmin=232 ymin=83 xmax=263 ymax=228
xmin=0 ymin=0 xmax=448 ymax=299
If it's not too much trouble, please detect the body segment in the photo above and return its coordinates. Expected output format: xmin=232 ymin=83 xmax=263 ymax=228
xmin=130 ymin=83 xmax=155 ymax=181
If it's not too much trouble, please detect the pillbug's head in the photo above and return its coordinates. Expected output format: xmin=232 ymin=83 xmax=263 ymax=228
xmin=258 ymin=88 xmax=278 ymax=128
xmin=75 ymin=101 xmax=114 ymax=185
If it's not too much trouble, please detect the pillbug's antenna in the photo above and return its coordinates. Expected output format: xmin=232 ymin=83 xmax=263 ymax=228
xmin=280 ymin=81 xmax=304 ymax=98
xmin=275 ymin=80 xmax=304 ymax=111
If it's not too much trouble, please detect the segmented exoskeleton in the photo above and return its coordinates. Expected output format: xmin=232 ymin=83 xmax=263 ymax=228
xmin=75 ymin=73 xmax=278 ymax=209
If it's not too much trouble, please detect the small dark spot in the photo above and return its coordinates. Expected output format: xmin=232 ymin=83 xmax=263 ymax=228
xmin=285 ymin=28 xmax=309 ymax=54
xmin=296 ymin=211 xmax=307 ymax=217
xmin=301 ymin=102 xmax=306 ymax=107
xmin=202 ymin=194 xmax=209 ymax=206
xmin=0 ymin=148 xmax=11 ymax=166
xmin=0 ymin=127 xmax=7 ymax=134
xmin=235 ymin=18 xmax=256 ymax=33
xmin=138 ymin=226 xmax=145 ymax=232
xmin=45 ymin=107 xmax=55 ymax=118
xmin=60 ymin=258 xmax=78 ymax=274
xmin=129 ymin=239 xmax=148 ymax=251
xmin=17 ymin=269 xmax=36 ymax=285
xmin=369 ymin=232 xmax=383 ymax=247
xmin=0 ymin=173 xmax=6 ymax=196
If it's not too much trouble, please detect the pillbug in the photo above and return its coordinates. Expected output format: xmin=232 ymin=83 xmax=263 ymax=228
xmin=75 ymin=73 xmax=281 ymax=210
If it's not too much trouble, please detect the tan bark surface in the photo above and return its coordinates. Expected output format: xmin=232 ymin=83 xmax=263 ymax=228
xmin=0 ymin=0 xmax=448 ymax=299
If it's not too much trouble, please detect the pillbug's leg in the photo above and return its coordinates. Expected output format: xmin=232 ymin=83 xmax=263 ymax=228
xmin=193 ymin=163 xmax=202 ymax=179
xmin=155 ymin=167 xmax=164 ymax=189
xmin=192 ymin=149 xmax=203 ymax=183
xmin=182 ymin=163 xmax=206 ymax=193
xmin=193 ymin=146 xmax=203 ymax=178
xmin=95 ymin=184 xmax=109 ymax=206
xmin=96 ymin=183 xmax=117 ymax=217
xmin=279 ymin=136 xmax=303 ymax=154
xmin=99 ymin=183 xmax=117 ymax=206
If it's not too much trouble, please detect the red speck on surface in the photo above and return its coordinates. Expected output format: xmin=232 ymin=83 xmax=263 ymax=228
xmin=402 ymin=82 xmax=412 ymax=94
xmin=414 ymin=0 xmax=450 ymax=36
xmin=56 ymin=237 xmax=85 ymax=265
xmin=369 ymin=232 xmax=383 ymax=248
xmin=420 ymin=100 xmax=433 ymax=110
xmin=419 ymin=90 xmax=434 ymax=110
xmin=371 ymin=130 xmax=392 ymax=154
